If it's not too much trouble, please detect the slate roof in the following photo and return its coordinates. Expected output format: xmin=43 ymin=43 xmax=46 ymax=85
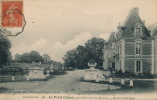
xmin=122 ymin=8 xmax=151 ymax=38
xmin=148 ymin=23 xmax=157 ymax=37
xmin=106 ymin=32 xmax=116 ymax=49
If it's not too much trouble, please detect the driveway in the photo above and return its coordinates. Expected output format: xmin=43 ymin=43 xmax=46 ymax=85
xmin=0 ymin=70 xmax=120 ymax=94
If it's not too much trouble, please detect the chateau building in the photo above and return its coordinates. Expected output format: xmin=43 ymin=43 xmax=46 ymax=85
xmin=103 ymin=8 xmax=157 ymax=74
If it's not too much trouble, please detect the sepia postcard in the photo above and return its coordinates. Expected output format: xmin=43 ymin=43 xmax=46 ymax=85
xmin=0 ymin=0 xmax=157 ymax=100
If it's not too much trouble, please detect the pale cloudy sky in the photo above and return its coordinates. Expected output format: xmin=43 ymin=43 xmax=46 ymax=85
xmin=8 ymin=0 xmax=157 ymax=62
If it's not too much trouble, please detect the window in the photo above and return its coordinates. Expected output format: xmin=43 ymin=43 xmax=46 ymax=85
xmin=134 ymin=28 xmax=141 ymax=35
xmin=133 ymin=23 xmax=142 ymax=36
xmin=136 ymin=61 xmax=141 ymax=72
xmin=136 ymin=43 xmax=141 ymax=54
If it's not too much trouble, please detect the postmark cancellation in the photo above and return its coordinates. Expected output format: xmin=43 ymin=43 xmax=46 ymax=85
xmin=0 ymin=0 xmax=25 ymax=36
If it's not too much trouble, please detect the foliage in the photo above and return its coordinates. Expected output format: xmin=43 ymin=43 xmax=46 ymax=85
xmin=115 ymin=70 xmax=157 ymax=78
xmin=0 ymin=66 xmax=29 ymax=75
xmin=43 ymin=67 xmax=50 ymax=75
xmin=48 ymin=60 xmax=62 ymax=65
xmin=14 ymin=51 xmax=44 ymax=63
xmin=50 ymin=65 xmax=66 ymax=75
xmin=115 ymin=69 xmax=124 ymax=77
xmin=123 ymin=71 xmax=136 ymax=78
xmin=84 ymin=37 xmax=105 ymax=69
xmin=63 ymin=49 xmax=77 ymax=69
xmin=51 ymin=69 xmax=67 ymax=75
xmin=0 ymin=33 xmax=12 ymax=67
xmin=43 ymin=54 xmax=51 ymax=64
xmin=143 ymin=71 xmax=155 ymax=78
xmin=14 ymin=52 xmax=62 ymax=66
xmin=63 ymin=37 xmax=105 ymax=69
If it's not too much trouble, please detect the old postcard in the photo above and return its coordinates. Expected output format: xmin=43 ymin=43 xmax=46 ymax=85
xmin=0 ymin=0 xmax=157 ymax=100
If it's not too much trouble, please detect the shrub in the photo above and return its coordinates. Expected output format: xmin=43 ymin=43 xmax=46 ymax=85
xmin=147 ymin=71 xmax=154 ymax=78
xmin=143 ymin=71 xmax=156 ymax=78
xmin=0 ymin=66 xmax=29 ymax=76
xmin=21 ymin=67 xmax=29 ymax=75
xmin=115 ymin=69 xmax=123 ymax=78
xmin=51 ymin=69 xmax=67 ymax=75
xmin=123 ymin=71 xmax=130 ymax=77
xmin=138 ymin=73 xmax=142 ymax=78
xmin=43 ymin=67 xmax=49 ymax=75
xmin=143 ymin=72 xmax=147 ymax=78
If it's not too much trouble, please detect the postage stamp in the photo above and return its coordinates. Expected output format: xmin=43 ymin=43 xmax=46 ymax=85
xmin=0 ymin=0 xmax=26 ymax=36
xmin=2 ymin=1 xmax=23 ymax=27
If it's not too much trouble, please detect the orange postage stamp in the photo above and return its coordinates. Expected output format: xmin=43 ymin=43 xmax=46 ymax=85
xmin=2 ymin=1 xmax=23 ymax=27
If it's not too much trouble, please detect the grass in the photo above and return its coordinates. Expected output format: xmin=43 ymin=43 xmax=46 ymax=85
xmin=81 ymin=79 xmax=157 ymax=94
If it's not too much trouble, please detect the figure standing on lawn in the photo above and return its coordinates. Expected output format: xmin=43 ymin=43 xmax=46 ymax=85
xmin=130 ymin=77 xmax=133 ymax=87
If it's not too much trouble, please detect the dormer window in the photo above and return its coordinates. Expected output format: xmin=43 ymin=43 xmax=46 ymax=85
xmin=133 ymin=23 xmax=143 ymax=36
xmin=135 ymin=28 xmax=141 ymax=35
xmin=112 ymin=42 xmax=115 ymax=49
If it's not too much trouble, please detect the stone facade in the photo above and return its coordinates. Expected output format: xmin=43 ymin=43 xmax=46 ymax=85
xmin=103 ymin=32 xmax=116 ymax=70
xmin=103 ymin=8 xmax=157 ymax=74
xmin=149 ymin=23 xmax=157 ymax=74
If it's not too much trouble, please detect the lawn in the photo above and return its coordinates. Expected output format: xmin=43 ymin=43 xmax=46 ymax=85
xmin=83 ymin=79 xmax=157 ymax=94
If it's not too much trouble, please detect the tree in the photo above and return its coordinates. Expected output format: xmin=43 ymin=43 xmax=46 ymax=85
xmin=43 ymin=54 xmax=51 ymax=64
xmin=63 ymin=37 xmax=105 ymax=69
xmin=75 ymin=45 xmax=87 ymax=69
xmin=0 ymin=32 xmax=12 ymax=67
xmin=84 ymin=37 xmax=105 ymax=69
xmin=14 ymin=51 xmax=44 ymax=63
xmin=18 ymin=53 xmax=31 ymax=63
xmin=63 ymin=49 xmax=77 ymax=69
xmin=14 ymin=54 xmax=21 ymax=62
xmin=29 ymin=51 xmax=44 ymax=62
xmin=48 ymin=60 xmax=62 ymax=65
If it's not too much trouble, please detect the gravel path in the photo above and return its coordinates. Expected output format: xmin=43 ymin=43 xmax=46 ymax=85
xmin=0 ymin=70 xmax=120 ymax=93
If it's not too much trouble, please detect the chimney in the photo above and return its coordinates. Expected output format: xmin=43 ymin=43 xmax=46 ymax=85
xmin=130 ymin=7 xmax=139 ymax=16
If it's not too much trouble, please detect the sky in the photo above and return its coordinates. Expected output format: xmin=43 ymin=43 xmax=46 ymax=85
xmin=8 ymin=0 xmax=157 ymax=62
